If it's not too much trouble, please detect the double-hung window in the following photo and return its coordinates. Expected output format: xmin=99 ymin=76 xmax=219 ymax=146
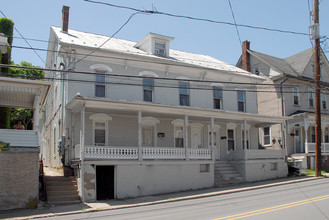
xmin=179 ymin=81 xmax=190 ymax=106
xmin=94 ymin=122 xmax=106 ymax=146
xmin=95 ymin=71 xmax=106 ymax=98
xmin=155 ymin=42 xmax=166 ymax=57
xmin=143 ymin=78 xmax=154 ymax=102
xmin=213 ymin=87 xmax=223 ymax=109
xmin=237 ymin=91 xmax=246 ymax=112
xmin=293 ymin=87 xmax=299 ymax=105
xmin=309 ymin=89 xmax=314 ymax=108
xmin=322 ymin=93 xmax=327 ymax=110
xmin=263 ymin=127 xmax=271 ymax=146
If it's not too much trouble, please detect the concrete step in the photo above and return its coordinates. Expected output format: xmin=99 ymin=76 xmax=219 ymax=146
xmin=44 ymin=176 xmax=75 ymax=181
xmin=47 ymin=195 xmax=80 ymax=202
xmin=48 ymin=200 xmax=81 ymax=206
xmin=220 ymin=173 xmax=242 ymax=179
xmin=46 ymin=180 xmax=77 ymax=186
xmin=47 ymin=185 xmax=78 ymax=192
xmin=47 ymin=190 xmax=79 ymax=196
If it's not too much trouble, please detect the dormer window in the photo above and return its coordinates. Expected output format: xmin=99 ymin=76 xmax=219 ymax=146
xmin=155 ymin=42 xmax=166 ymax=57
xmin=135 ymin=33 xmax=174 ymax=57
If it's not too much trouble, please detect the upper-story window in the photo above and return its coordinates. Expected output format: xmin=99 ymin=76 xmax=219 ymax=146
xmin=143 ymin=78 xmax=154 ymax=102
xmin=322 ymin=93 xmax=327 ymax=110
xmin=90 ymin=64 xmax=112 ymax=98
xmin=179 ymin=81 xmax=190 ymax=106
xmin=237 ymin=91 xmax=246 ymax=112
xmin=213 ymin=87 xmax=223 ymax=109
xmin=293 ymin=87 xmax=299 ymax=105
xmin=309 ymin=89 xmax=314 ymax=108
xmin=155 ymin=42 xmax=166 ymax=57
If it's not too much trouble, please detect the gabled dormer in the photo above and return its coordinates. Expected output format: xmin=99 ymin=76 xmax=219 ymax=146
xmin=135 ymin=33 xmax=174 ymax=57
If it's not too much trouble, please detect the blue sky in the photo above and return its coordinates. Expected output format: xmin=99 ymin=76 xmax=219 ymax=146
xmin=2 ymin=0 xmax=329 ymax=67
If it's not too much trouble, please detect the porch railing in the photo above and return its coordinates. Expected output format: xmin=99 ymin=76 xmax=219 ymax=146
xmin=306 ymin=143 xmax=329 ymax=153
xmin=142 ymin=147 xmax=185 ymax=159
xmin=74 ymin=145 xmax=212 ymax=160
xmin=230 ymin=149 xmax=284 ymax=160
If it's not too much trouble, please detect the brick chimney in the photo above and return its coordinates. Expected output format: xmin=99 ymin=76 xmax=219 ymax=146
xmin=242 ymin=40 xmax=250 ymax=72
xmin=62 ymin=6 xmax=70 ymax=32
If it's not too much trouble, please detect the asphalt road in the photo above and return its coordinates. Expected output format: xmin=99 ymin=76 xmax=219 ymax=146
xmin=41 ymin=178 xmax=329 ymax=220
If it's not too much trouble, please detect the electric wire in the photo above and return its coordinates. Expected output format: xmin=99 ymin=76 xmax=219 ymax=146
xmin=3 ymin=73 xmax=326 ymax=94
xmin=227 ymin=0 xmax=242 ymax=45
xmin=0 ymin=63 xmax=318 ymax=88
xmin=75 ymin=12 xmax=139 ymax=64
xmin=0 ymin=9 xmax=49 ymax=68
xmin=82 ymin=0 xmax=310 ymax=37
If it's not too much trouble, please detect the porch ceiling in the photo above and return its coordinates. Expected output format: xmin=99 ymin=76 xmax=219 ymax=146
xmin=0 ymin=77 xmax=52 ymax=109
xmin=66 ymin=95 xmax=289 ymax=125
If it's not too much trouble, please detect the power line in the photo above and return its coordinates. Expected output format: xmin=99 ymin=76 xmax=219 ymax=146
xmin=227 ymin=0 xmax=242 ymax=45
xmin=2 ymin=73 xmax=326 ymax=95
xmin=75 ymin=12 xmax=139 ymax=64
xmin=0 ymin=9 xmax=49 ymax=68
xmin=83 ymin=0 xmax=310 ymax=36
xmin=2 ymin=64 xmax=328 ymax=91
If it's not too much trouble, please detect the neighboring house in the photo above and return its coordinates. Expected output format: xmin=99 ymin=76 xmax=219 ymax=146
xmin=0 ymin=77 xmax=51 ymax=210
xmin=41 ymin=6 xmax=287 ymax=202
xmin=236 ymin=41 xmax=329 ymax=170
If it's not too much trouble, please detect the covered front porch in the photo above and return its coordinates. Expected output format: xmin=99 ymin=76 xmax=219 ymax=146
xmin=66 ymin=95 xmax=287 ymax=163
xmin=287 ymin=112 xmax=329 ymax=154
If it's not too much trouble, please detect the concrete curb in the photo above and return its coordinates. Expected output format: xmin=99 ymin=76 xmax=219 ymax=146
xmin=8 ymin=176 xmax=324 ymax=220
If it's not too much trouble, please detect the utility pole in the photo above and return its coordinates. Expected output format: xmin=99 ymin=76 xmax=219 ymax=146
xmin=313 ymin=0 xmax=321 ymax=177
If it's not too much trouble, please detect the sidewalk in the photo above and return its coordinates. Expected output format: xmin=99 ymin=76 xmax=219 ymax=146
xmin=0 ymin=175 xmax=324 ymax=220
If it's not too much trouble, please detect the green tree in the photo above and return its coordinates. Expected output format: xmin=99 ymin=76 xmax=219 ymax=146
xmin=10 ymin=61 xmax=44 ymax=80
xmin=9 ymin=62 xmax=44 ymax=129
xmin=0 ymin=17 xmax=14 ymax=129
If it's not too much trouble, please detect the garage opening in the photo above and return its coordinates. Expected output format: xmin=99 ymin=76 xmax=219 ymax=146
xmin=96 ymin=166 xmax=115 ymax=200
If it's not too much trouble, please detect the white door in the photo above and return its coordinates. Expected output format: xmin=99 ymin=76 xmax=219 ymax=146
xmin=295 ymin=127 xmax=303 ymax=153
xmin=191 ymin=126 xmax=202 ymax=148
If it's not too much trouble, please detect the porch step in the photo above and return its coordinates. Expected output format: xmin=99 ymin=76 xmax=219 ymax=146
xmin=45 ymin=175 xmax=80 ymax=206
xmin=214 ymin=162 xmax=244 ymax=187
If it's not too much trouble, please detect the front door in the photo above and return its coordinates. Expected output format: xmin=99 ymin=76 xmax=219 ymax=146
xmin=96 ymin=166 xmax=115 ymax=200
xmin=191 ymin=126 xmax=202 ymax=148
xmin=295 ymin=127 xmax=303 ymax=153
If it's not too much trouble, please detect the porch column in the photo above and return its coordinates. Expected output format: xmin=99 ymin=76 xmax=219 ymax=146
xmin=243 ymin=120 xmax=247 ymax=160
xmin=138 ymin=111 xmax=142 ymax=161
xmin=184 ymin=115 xmax=189 ymax=160
xmin=304 ymin=120 xmax=309 ymax=153
xmin=282 ymin=122 xmax=286 ymax=158
xmin=211 ymin=117 xmax=215 ymax=160
xmin=33 ymin=95 xmax=40 ymax=130
xmin=80 ymin=103 xmax=85 ymax=202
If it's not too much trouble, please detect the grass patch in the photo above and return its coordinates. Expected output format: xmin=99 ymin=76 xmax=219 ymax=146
xmin=306 ymin=169 xmax=327 ymax=175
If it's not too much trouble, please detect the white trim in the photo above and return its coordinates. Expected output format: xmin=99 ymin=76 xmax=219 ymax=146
xmin=139 ymin=71 xmax=159 ymax=77
xmin=89 ymin=113 xmax=112 ymax=121
xmin=171 ymin=119 xmax=184 ymax=126
xmin=210 ymin=83 xmax=225 ymax=88
xmin=141 ymin=116 xmax=160 ymax=126
xmin=263 ymin=126 xmax=272 ymax=146
xmin=89 ymin=113 xmax=112 ymax=146
xmin=90 ymin=64 xmax=113 ymax=72
xmin=227 ymin=123 xmax=237 ymax=129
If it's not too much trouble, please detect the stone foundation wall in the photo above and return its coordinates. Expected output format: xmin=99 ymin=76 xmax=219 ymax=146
xmin=0 ymin=152 xmax=39 ymax=210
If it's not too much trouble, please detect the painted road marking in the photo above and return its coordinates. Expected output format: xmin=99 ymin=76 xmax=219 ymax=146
xmin=213 ymin=194 xmax=329 ymax=220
